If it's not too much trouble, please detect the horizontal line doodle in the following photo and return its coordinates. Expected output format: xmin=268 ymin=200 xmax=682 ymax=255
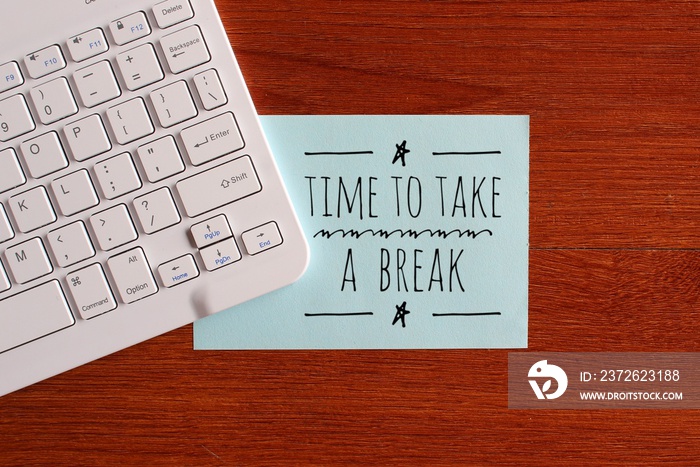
xmin=432 ymin=151 xmax=501 ymax=156
xmin=314 ymin=228 xmax=493 ymax=240
xmin=432 ymin=312 xmax=502 ymax=317
xmin=304 ymin=151 xmax=374 ymax=156
xmin=304 ymin=312 xmax=375 ymax=317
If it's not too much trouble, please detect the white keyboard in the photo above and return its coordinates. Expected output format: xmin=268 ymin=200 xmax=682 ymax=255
xmin=0 ymin=0 xmax=309 ymax=397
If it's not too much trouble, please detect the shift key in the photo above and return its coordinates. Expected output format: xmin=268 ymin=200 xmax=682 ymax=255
xmin=176 ymin=156 xmax=261 ymax=217
xmin=181 ymin=112 xmax=244 ymax=166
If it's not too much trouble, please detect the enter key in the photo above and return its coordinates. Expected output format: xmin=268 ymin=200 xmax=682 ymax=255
xmin=181 ymin=112 xmax=244 ymax=166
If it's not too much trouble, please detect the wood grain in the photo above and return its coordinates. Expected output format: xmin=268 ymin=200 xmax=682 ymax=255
xmin=1 ymin=1 xmax=699 ymax=465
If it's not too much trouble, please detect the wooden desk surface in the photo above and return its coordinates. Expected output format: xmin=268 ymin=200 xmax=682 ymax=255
xmin=2 ymin=1 xmax=699 ymax=465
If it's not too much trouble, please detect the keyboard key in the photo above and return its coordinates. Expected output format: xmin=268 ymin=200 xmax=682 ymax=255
xmin=19 ymin=131 xmax=68 ymax=179
xmin=65 ymin=263 xmax=116 ymax=319
xmin=107 ymin=247 xmax=157 ymax=304
xmin=157 ymin=254 xmax=199 ymax=288
xmin=0 ymin=204 xmax=14 ymax=244
xmin=0 ymin=94 xmax=35 ymax=142
xmin=241 ymin=222 xmax=283 ymax=256
xmin=116 ymin=44 xmax=164 ymax=91
xmin=180 ymin=112 xmax=244 ymax=166
xmin=67 ymin=28 xmax=109 ymax=62
xmin=199 ymin=238 xmax=241 ymax=271
xmin=50 ymin=169 xmax=99 ymax=216
xmin=150 ymin=80 xmax=197 ymax=128
xmin=73 ymin=61 xmax=121 ymax=108
xmin=110 ymin=11 xmax=151 ymax=46
xmin=4 ymin=237 xmax=53 ymax=284
xmin=137 ymin=136 xmax=184 ymax=182
xmin=0 ymin=62 xmax=23 ymax=94
xmin=89 ymin=204 xmax=138 ymax=251
xmin=160 ymin=25 xmax=210 ymax=74
xmin=47 ymin=221 xmax=95 ymax=268
xmin=190 ymin=214 xmax=232 ymax=248
xmin=24 ymin=45 xmax=66 ymax=79
xmin=132 ymin=187 xmax=181 ymax=234
xmin=94 ymin=152 xmax=142 ymax=199
xmin=63 ymin=114 xmax=112 ymax=162
xmin=0 ymin=148 xmax=26 ymax=193
xmin=0 ymin=280 xmax=74 ymax=354
xmin=106 ymin=97 xmax=154 ymax=145
xmin=153 ymin=0 xmax=194 ymax=29
xmin=30 ymin=77 xmax=78 ymax=125
xmin=9 ymin=186 xmax=56 ymax=233
xmin=177 ymin=156 xmax=261 ymax=217
xmin=194 ymin=69 xmax=227 ymax=111
xmin=0 ymin=261 xmax=10 ymax=292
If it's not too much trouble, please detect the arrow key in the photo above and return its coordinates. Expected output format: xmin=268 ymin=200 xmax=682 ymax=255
xmin=241 ymin=221 xmax=283 ymax=256
xmin=157 ymin=254 xmax=199 ymax=288
xmin=47 ymin=221 xmax=95 ymax=268
xmin=199 ymin=238 xmax=241 ymax=272
xmin=190 ymin=214 xmax=232 ymax=249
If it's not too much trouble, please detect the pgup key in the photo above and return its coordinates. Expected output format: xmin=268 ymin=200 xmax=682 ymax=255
xmin=190 ymin=214 xmax=232 ymax=249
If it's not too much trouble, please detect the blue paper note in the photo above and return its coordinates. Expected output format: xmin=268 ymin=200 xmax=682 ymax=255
xmin=194 ymin=115 xmax=529 ymax=349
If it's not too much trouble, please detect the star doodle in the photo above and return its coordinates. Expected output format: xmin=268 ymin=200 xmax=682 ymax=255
xmin=392 ymin=140 xmax=410 ymax=166
xmin=392 ymin=301 xmax=411 ymax=328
